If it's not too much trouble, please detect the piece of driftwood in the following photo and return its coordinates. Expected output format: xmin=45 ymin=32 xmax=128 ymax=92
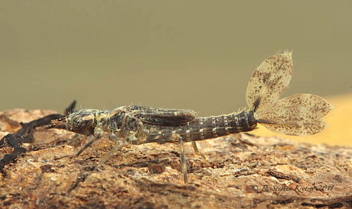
xmin=0 ymin=101 xmax=75 ymax=174
xmin=1 ymin=109 xmax=351 ymax=208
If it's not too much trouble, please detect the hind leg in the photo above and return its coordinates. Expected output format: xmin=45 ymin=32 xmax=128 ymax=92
xmin=191 ymin=141 xmax=206 ymax=160
xmin=179 ymin=136 xmax=188 ymax=183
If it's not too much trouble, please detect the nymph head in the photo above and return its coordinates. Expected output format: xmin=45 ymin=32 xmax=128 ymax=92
xmin=66 ymin=109 xmax=97 ymax=135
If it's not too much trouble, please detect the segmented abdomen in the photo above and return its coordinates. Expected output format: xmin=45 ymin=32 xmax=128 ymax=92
xmin=143 ymin=110 xmax=257 ymax=144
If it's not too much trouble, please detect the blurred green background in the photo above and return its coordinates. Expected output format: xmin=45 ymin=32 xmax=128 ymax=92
xmin=1 ymin=1 xmax=351 ymax=116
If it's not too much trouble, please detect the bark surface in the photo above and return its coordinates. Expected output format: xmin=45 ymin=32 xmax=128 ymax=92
xmin=1 ymin=109 xmax=351 ymax=208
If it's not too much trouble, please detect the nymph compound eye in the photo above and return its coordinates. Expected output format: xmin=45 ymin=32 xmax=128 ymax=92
xmin=66 ymin=109 xmax=96 ymax=135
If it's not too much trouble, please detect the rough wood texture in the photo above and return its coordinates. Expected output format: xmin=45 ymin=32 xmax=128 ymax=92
xmin=1 ymin=109 xmax=352 ymax=208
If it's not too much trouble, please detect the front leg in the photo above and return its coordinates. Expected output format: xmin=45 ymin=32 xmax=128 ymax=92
xmin=74 ymin=126 xmax=104 ymax=157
